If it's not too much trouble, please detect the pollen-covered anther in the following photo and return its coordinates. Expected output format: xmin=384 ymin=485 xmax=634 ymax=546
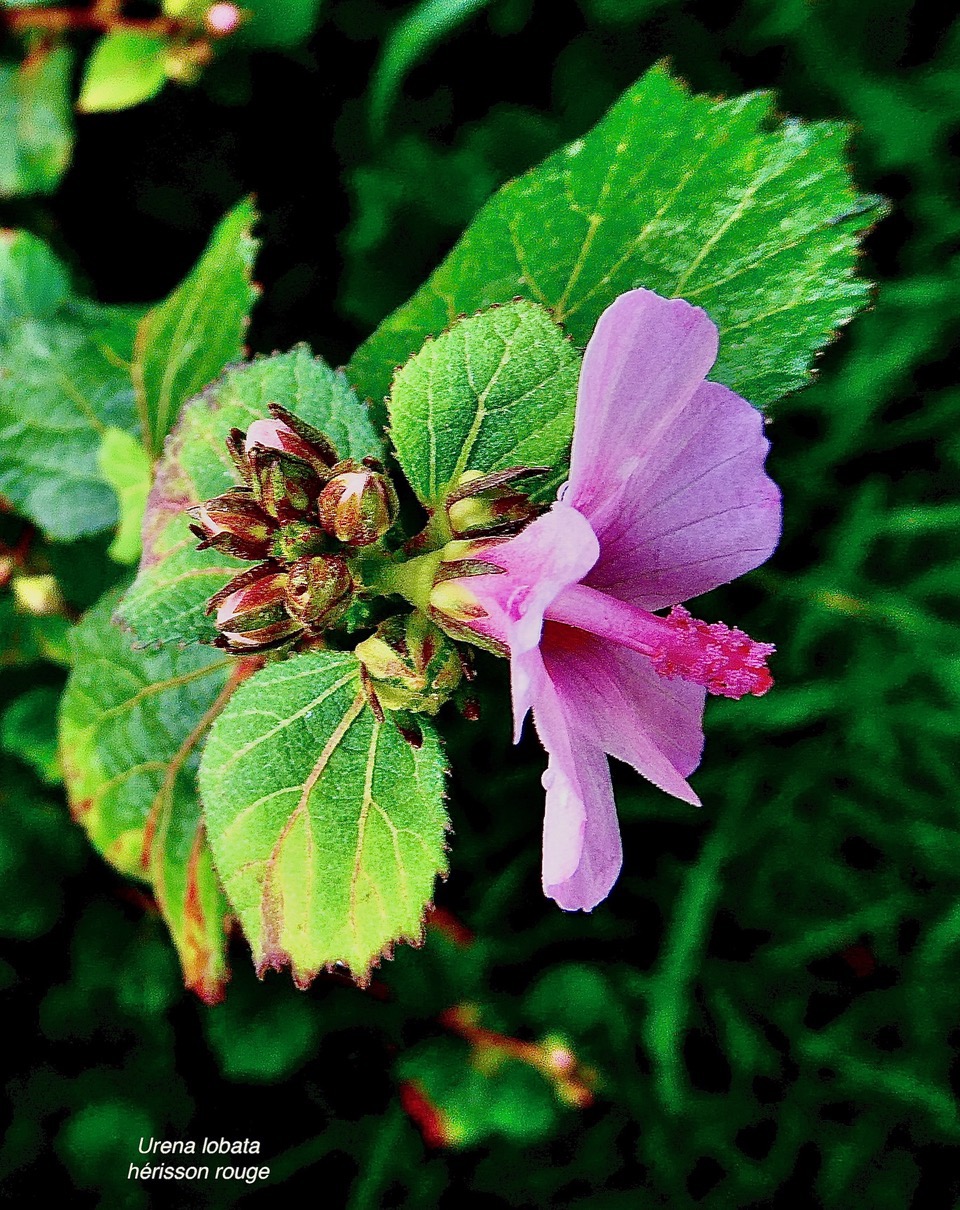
xmin=651 ymin=605 xmax=774 ymax=699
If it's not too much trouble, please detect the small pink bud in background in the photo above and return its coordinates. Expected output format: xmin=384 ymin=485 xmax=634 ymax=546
xmin=205 ymin=3 xmax=241 ymax=36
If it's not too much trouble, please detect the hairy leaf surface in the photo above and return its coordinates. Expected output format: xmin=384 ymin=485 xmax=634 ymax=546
xmin=389 ymin=300 xmax=579 ymax=505
xmin=133 ymin=197 xmax=260 ymax=456
xmin=350 ymin=64 xmax=882 ymax=415
xmin=199 ymin=651 xmax=449 ymax=986
xmin=119 ymin=346 xmax=384 ymax=646
xmin=0 ymin=298 xmax=142 ymax=540
xmin=59 ymin=588 xmax=236 ymax=1002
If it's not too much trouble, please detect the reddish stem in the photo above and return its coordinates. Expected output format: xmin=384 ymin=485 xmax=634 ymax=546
xmin=5 ymin=4 xmax=180 ymax=36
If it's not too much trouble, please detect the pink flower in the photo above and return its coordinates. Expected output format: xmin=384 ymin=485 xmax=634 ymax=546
xmin=431 ymin=289 xmax=781 ymax=911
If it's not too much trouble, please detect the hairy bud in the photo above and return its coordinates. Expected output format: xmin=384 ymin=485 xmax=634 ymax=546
xmin=208 ymin=566 xmax=302 ymax=653
xmin=244 ymin=405 xmax=339 ymax=473
xmin=317 ymin=460 xmax=398 ymax=546
xmin=284 ymin=555 xmax=353 ymax=628
xmin=355 ymin=613 xmax=462 ymax=716
xmin=445 ymin=466 xmax=545 ymax=538
xmin=188 ymin=488 xmax=274 ymax=560
xmin=248 ymin=446 xmax=326 ymax=522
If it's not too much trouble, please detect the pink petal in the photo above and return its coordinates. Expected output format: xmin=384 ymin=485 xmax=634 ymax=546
xmin=523 ymin=647 xmax=622 ymax=910
xmin=245 ymin=419 xmax=290 ymax=452
xmin=566 ymin=289 xmax=718 ymax=520
xmin=583 ymin=379 xmax=781 ymax=609
xmin=467 ymin=503 xmax=599 ymax=654
xmin=540 ymin=622 xmax=703 ymax=804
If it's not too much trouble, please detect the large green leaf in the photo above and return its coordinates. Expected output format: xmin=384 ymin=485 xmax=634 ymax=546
xmin=59 ymin=588 xmax=236 ymax=1002
xmin=0 ymin=45 xmax=73 ymax=198
xmin=0 ymin=300 xmax=142 ymax=540
xmin=133 ymin=197 xmax=260 ymax=457
xmin=199 ymin=650 xmax=449 ymax=986
xmin=349 ymin=64 xmax=882 ymax=414
xmin=119 ymin=346 xmax=384 ymax=646
xmin=389 ymin=300 xmax=579 ymax=506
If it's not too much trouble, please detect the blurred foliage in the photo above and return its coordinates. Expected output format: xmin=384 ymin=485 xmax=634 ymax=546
xmin=2 ymin=0 xmax=960 ymax=1207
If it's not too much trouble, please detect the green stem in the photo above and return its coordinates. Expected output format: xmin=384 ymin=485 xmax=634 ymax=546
xmin=368 ymin=551 xmax=444 ymax=613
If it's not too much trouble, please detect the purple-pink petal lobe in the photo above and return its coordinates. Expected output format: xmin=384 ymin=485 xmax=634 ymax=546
xmin=567 ymin=289 xmax=719 ymax=521
xmin=526 ymin=648 xmax=623 ymax=910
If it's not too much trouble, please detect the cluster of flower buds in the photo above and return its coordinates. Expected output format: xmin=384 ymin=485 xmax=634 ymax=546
xmin=188 ymin=405 xmax=398 ymax=653
xmin=443 ymin=466 xmax=547 ymax=539
xmin=355 ymin=612 xmax=466 ymax=718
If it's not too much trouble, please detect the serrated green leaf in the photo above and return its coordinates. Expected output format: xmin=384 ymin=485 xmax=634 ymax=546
xmin=349 ymin=64 xmax=882 ymax=414
xmin=0 ymin=46 xmax=73 ymax=198
xmin=59 ymin=587 xmax=235 ymax=1002
xmin=0 ymin=301 xmax=142 ymax=540
xmin=0 ymin=230 xmax=70 ymax=325
xmin=370 ymin=0 xmax=496 ymax=134
xmin=199 ymin=650 xmax=449 ymax=987
xmin=98 ymin=427 xmax=152 ymax=565
xmin=78 ymin=32 xmax=169 ymax=114
xmin=119 ymin=346 xmax=384 ymax=646
xmin=133 ymin=197 xmax=260 ymax=457
xmin=389 ymin=300 xmax=579 ymax=506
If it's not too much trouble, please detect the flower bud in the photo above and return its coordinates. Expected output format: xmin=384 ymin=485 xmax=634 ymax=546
xmin=317 ymin=461 xmax=398 ymax=546
xmin=244 ymin=408 xmax=338 ymax=474
xmin=283 ymin=555 xmax=353 ymax=628
xmin=355 ymin=613 xmax=462 ymax=716
xmin=426 ymin=539 xmax=509 ymax=655
xmin=248 ymin=446 xmax=326 ymax=522
xmin=271 ymin=519 xmax=331 ymax=562
xmin=188 ymin=489 xmax=274 ymax=560
xmin=445 ymin=466 xmax=545 ymax=538
xmin=209 ymin=566 xmax=302 ymax=653
xmin=205 ymin=2 xmax=242 ymax=36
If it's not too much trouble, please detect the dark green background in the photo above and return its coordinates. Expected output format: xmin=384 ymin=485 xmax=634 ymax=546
xmin=2 ymin=0 xmax=959 ymax=1205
